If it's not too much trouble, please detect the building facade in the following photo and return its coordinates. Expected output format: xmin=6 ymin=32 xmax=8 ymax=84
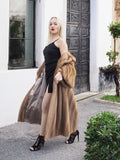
xmin=113 ymin=0 xmax=120 ymax=62
xmin=0 ymin=0 xmax=113 ymax=127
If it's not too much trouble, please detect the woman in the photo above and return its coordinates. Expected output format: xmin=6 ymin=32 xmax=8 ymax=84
xmin=18 ymin=17 xmax=79 ymax=151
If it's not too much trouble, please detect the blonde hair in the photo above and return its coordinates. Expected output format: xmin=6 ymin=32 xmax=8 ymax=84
xmin=48 ymin=17 xmax=63 ymax=41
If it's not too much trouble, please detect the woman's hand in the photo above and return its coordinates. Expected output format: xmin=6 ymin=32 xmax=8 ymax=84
xmin=54 ymin=72 xmax=63 ymax=84
xmin=35 ymin=77 xmax=38 ymax=82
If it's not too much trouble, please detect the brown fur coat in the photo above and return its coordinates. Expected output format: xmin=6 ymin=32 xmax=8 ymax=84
xmin=18 ymin=52 xmax=78 ymax=141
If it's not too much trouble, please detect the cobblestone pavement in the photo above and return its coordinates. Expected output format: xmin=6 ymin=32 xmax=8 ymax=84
xmin=0 ymin=93 xmax=120 ymax=160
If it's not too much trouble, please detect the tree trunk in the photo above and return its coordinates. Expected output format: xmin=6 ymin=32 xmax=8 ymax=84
xmin=114 ymin=67 xmax=119 ymax=97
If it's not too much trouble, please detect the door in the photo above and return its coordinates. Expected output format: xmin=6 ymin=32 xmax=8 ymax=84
xmin=66 ymin=0 xmax=90 ymax=93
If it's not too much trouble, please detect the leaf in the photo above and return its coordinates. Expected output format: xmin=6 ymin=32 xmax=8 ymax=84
xmin=84 ymin=111 xmax=120 ymax=160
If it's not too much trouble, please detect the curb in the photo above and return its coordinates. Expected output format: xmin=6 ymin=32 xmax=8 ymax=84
xmin=94 ymin=97 xmax=120 ymax=107
xmin=75 ymin=93 xmax=100 ymax=102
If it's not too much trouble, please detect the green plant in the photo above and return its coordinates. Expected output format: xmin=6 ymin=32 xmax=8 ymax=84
xmin=103 ymin=22 xmax=120 ymax=97
xmin=84 ymin=111 xmax=120 ymax=160
xmin=107 ymin=22 xmax=120 ymax=66
xmin=106 ymin=51 xmax=119 ymax=66
xmin=109 ymin=22 xmax=120 ymax=39
xmin=101 ymin=95 xmax=120 ymax=103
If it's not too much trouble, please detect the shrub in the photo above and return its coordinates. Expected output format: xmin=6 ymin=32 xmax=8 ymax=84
xmin=109 ymin=22 xmax=120 ymax=39
xmin=106 ymin=50 xmax=119 ymax=66
xmin=84 ymin=111 xmax=120 ymax=160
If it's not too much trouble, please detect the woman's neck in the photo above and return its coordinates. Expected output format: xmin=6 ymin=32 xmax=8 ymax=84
xmin=50 ymin=34 xmax=60 ymax=41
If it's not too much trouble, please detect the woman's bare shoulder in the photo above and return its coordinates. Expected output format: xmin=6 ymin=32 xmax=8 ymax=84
xmin=57 ymin=37 xmax=67 ymax=45
xmin=56 ymin=37 xmax=68 ymax=55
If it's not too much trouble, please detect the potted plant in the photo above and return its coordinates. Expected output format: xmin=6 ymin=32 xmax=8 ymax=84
xmin=100 ymin=22 xmax=120 ymax=96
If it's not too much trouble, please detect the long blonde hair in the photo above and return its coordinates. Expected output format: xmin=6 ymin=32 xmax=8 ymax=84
xmin=48 ymin=17 xmax=63 ymax=41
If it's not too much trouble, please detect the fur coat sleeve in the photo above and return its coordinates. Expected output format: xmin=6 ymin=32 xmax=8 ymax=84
xmin=54 ymin=52 xmax=76 ymax=88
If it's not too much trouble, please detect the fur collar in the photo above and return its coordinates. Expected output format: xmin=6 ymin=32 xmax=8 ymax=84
xmin=56 ymin=52 xmax=76 ymax=69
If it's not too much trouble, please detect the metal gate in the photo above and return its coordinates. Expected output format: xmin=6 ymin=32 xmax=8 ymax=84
xmin=66 ymin=0 xmax=90 ymax=94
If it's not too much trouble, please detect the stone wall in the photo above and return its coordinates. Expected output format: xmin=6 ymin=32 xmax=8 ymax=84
xmin=99 ymin=68 xmax=115 ymax=91
xmin=113 ymin=0 xmax=120 ymax=63
xmin=113 ymin=0 xmax=120 ymax=21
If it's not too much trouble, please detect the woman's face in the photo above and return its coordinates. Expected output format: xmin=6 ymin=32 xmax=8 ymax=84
xmin=49 ymin=18 xmax=60 ymax=35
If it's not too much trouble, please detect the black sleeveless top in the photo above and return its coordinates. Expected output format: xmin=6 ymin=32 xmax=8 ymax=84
xmin=43 ymin=39 xmax=61 ymax=93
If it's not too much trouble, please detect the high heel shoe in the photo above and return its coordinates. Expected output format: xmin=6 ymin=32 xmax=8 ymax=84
xmin=65 ymin=130 xmax=79 ymax=144
xmin=30 ymin=135 xmax=45 ymax=151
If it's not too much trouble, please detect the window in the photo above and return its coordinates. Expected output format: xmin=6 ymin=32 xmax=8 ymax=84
xmin=9 ymin=0 xmax=35 ymax=69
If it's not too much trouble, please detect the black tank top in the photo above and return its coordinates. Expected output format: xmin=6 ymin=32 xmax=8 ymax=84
xmin=43 ymin=39 xmax=61 ymax=93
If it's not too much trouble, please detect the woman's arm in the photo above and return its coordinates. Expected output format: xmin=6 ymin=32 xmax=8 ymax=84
xmin=55 ymin=37 xmax=68 ymax=56
xmin=54 ymin=38 xmax=68 ymax=84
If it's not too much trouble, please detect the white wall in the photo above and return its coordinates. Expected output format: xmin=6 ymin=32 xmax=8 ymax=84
xmin=90 ymin=0 xmax=112 ymax=91
xmin=0 ymin=69 xmax=37 ymax=127
xmin=35 ymin=0 xmax=44 ymax=66
xmin=0 ymin=0 xmax=37 ymax=127
xmin=0 ymin=0 xmax=9 ymax=71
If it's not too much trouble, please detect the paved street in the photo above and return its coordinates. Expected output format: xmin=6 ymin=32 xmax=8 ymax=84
xmin=0 ymin=93 xmax=120 ymax=160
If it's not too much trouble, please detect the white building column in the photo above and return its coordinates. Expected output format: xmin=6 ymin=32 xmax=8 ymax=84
xmin=90 ymin=0 xmax=112 ymax=91
xmin=0 ymin=0 xmax=9 ymax=71
xmin=35 ymin=0 xmax=67 ymax=67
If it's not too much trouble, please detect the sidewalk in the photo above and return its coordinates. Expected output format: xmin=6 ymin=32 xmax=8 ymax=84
xmin=0 ymin=91 xmax=120 ymax=160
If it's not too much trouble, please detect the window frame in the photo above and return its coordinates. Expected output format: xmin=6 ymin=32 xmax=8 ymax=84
xmin=8 ymin=0 xmax=36 ymax=70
